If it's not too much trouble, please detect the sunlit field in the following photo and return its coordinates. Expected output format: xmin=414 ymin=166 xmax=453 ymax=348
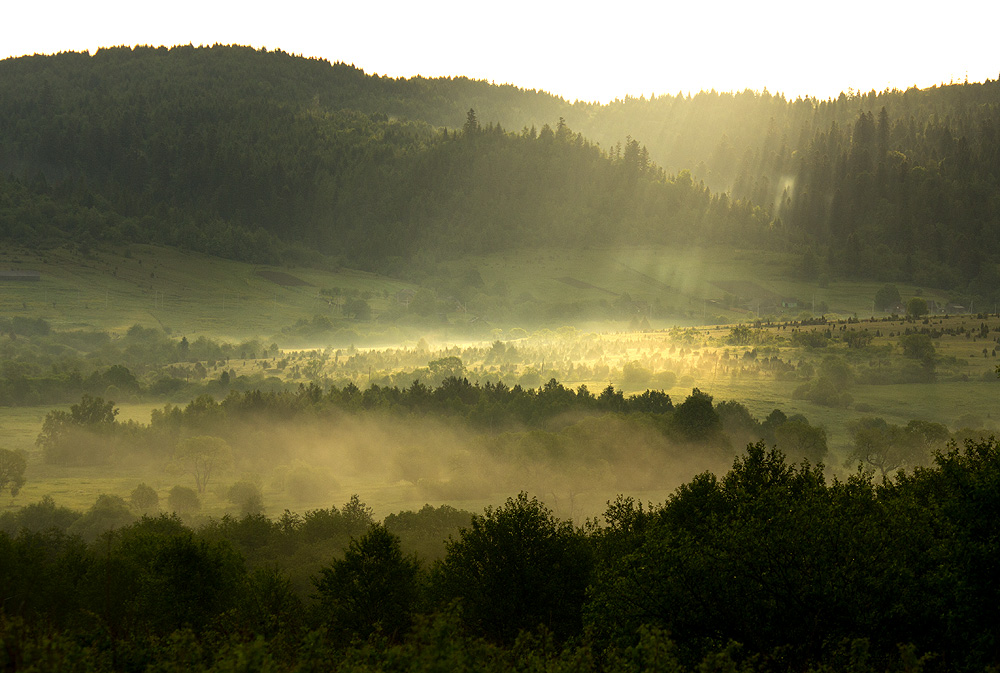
xmin=4 ymin=282 xmax=997 ymax=522
xmin=0 ymin=244 xmax=414 ymax=340
xmin=2 ymin=243 xmax=953 ymax=340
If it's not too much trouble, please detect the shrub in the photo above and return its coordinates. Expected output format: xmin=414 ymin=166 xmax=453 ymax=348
xmin=227 ymin=480 xmax=264 ymax=516
xmin=129 ymin=483 xmax=159 ymax=514
xmin=167 ymin=485 xmax=201 ymax=514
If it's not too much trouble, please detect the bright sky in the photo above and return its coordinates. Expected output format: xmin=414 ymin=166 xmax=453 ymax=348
xmin=3 ymin=0 xmax=998 ymax=103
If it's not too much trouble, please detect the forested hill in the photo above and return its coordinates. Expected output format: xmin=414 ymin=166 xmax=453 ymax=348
xmin=2 ymin=45 xmax=1000 ymax=300
xmin=0 ymin=45 xmax=769 ymax=270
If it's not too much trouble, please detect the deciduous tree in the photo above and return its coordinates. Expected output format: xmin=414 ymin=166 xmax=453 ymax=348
xmin=35 ymin=395 xmax=119 ymax=465
xmin=906 ymin=297 xmax=929 ymax=318
xmin=0 ymin=447 xmax=27 ymax=497
xmin=671 ymin=388 xmax=721 ymax=441
xmin=774 ymin=418 xmax=829 ymax=464
xmin=314 ymin=524 xmax=420 ymax=642
xmin=129 ymin=483 xmax=159 ymax=514
xmin=167 ymin=485 xmax=200 ymax=514
xmin=874 ymin=284 xmax=901 ymax=311
xmin=432 ymin=492 xmax=592 ymax=643
xmin=173 ymin=436 xmax=233 ymax=493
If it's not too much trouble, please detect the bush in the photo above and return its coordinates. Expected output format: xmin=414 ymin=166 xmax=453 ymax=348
xmin=167 ymin=485 xmax=201 ymax=514
xmin=0 ymin=495 xmax=81 ymax=535
xmin=900 ymin=333 xmax=935 ymax=360
xmin=280 ymin=462 xmax=337 ymax=504
xmin=791 ymin=330 xmax=830 ymax=348
xmin=129 ymin=483 xmax=159 ymax=514
xmin=227 ymin=480 xmax=264 ymax=516
xmin=67 ymin=494 xmax=136 ymax=541
xmin=793 ymin=378 xmax=853 ymax=408
xmin=0 ymin=448 xmax=27 ymax=497
xmin=619 ymin=361 xmax=653 ymax=391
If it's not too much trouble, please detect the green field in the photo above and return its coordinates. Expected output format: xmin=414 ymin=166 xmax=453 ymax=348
xmin=440 ymin=246 xmax=951 ymax=326
xmin=0 ymin=244 xmax=415 ymax=340
xmin=2 ymin=243 xmax=953 ymax=340
xmin=2 ymin=243 xmax=997 ymax=521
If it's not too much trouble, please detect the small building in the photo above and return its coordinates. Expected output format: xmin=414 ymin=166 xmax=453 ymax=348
xmin=0 ymin=270 xmax=41 ymax=281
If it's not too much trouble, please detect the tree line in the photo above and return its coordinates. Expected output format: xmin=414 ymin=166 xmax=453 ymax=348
xmin=35 ymin=380 xmax=835 ymax=470
xmin=2 ymin=439 xmax=998 ymax=671
xmin=5 ymin=46 xmax=1000 ymax=302
xmin=0 ymin=320 xmax=277 ymax=406
xmin=0 ymin=46 xmax=769 ymax=273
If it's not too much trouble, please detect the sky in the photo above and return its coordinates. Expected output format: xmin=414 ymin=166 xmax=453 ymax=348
xmin=2 ymin=0 xmax=998 ymax=104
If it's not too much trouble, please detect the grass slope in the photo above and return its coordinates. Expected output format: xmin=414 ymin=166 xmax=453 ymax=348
xmin=0 ymin=244 xmax=414 ymax=340
xmin=2 ymin=242 xmax=953 ymax=338
xmin=440 ymin=245 xmax=950 ymax=325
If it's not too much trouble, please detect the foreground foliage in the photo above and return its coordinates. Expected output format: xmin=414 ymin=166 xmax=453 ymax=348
xmin=2 ymin=438 xmax=998 ymax=672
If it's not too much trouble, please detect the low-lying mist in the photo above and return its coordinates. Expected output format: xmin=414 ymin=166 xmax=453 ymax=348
xmin=210 ymin=410 xmax=732 ymax=522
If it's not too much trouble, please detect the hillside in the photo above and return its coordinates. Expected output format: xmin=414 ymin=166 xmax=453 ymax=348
xmin=0 ymin=46 xmax=767 ymax=273
xmin=2 ymin=45 xmax=1000 ymax=301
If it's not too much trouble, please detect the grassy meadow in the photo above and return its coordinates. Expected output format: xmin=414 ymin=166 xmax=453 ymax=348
xmin=440 ymin=246 xmax=952 ymax=325
xmin=2 ymin=242 xmax=953 ymax=339
xmin=0 ymin=244 xmax=415 ymax=340
xmin=2 ymin=242 xmax=997 ymax=521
